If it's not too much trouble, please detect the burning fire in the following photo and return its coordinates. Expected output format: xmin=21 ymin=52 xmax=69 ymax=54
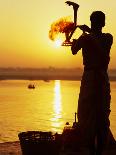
xmin=49 ymin=17 xmax=74 ymax=43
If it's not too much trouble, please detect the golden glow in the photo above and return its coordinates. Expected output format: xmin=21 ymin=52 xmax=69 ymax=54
xmin=51 ymin=80 xmax=63 ymax=132
xmin=54 ymin=80 xmax=62 ymax=115
xmin=0 ymin=1 xmax=116 ymax=68
xmin=54 ymin=39 xmax=63 ymax=48
xmin=53 ymin=33 xmax=65 ymax=48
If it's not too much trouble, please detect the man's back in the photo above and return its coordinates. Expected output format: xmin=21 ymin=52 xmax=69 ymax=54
xmin=72 ymin=32 xmax=113 ymax=70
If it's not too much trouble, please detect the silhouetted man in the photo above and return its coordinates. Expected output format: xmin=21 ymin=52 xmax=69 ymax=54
xmin=71 ymin=11 xmax=113 ymax=155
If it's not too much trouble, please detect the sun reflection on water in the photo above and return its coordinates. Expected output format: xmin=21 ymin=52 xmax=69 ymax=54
xmin=51 ymin=80 xmax=63 ymax=133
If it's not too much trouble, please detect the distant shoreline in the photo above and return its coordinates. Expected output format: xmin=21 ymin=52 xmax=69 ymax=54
xmin=0 ymin=76 xmax=116 ymax=81
xmin=0 ymin=76 xmax=82 ymax=81
xmin=0 ymin=68 xmax=116 ymax=81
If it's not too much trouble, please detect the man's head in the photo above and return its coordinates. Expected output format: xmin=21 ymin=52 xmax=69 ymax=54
xmin=90 ymin=11 xmax=105 ymax=29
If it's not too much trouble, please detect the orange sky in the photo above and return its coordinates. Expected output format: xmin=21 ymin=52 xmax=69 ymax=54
xmin=0 ymin=0 xmax=116 ymax=68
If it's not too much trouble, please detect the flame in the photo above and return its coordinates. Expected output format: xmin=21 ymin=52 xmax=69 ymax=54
xmin=49 ymin=17 xmax=74 ymax=41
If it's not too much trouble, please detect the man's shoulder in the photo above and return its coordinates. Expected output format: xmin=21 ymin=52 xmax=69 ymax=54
xmin=103 ymin=33 xmax=113 ymax=44
xmin=103 ymin=33 xmax=113 ymax=40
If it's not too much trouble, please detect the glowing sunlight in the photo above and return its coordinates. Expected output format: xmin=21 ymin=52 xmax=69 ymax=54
xmin=51 ymin=80 xmax=63 ymax=132
xmin=54 ymin=39 xmax=63 ymax=48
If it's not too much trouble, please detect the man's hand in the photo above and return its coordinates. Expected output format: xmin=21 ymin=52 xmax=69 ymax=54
xmin=65 ymin=1 xmax=79 ymax=9
xmin=78 ymin=25 xmax=91 ymax=33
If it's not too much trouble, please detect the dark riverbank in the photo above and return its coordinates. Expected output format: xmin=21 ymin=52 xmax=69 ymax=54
xmin=0 ymin=141 xmax=116 ymax=155
xmin=0 ymin=141 xmax=22 ymax=155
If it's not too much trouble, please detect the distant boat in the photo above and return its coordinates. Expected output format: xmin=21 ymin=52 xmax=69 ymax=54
xmin=28 ymin=84 xmax=35 ymax=89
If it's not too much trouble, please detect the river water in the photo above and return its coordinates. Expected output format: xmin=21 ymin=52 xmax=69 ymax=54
xmin=0 ymin=80 xmax=116 ymax=143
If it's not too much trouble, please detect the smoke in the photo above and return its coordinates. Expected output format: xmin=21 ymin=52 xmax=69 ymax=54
xmin=49 ymin=17 xmax=74 ymax=41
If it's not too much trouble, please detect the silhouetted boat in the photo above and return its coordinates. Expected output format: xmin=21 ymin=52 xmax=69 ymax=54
xmin=28 ymin=84 xmax=35 ymax=89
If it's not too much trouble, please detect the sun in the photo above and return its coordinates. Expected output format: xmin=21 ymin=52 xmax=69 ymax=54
xmin=54 ymin=39 xmax=63 ymax=48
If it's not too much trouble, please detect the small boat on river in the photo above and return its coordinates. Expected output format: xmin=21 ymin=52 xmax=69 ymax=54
xmin=28 ymin=84 xmax=35 ymax=89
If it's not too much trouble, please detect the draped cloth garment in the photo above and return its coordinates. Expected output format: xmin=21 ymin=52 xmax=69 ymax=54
xmin=77 ymin=70 xmax=111 ymax=147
